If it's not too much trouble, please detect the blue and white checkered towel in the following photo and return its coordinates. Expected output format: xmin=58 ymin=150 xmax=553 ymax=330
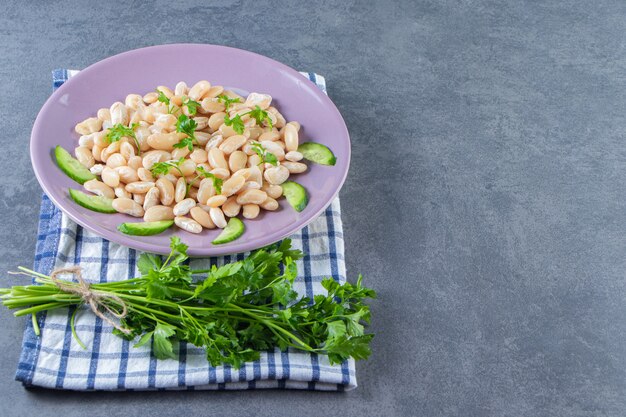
xmin=16 ymin=69 xmax=356 ymax=391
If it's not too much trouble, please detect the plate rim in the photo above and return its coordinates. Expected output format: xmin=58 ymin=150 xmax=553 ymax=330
xmin=30 ymin=43 xmax=351 ymax=256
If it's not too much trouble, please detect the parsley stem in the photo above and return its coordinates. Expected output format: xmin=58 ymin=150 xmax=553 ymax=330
xmin=31 ymin=313 xmax=40 ymax=337
xmin=13 ymin=302 xmax=69 ymax=316
xmin=70 ymin=306 xmax=87 ymax=350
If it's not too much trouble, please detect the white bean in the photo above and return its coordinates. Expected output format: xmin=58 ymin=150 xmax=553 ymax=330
xmin=197 ymin=178 xmax=216 ymax=204
xmin=188 ymin=80 xmax=211 ymax=101
xmin=143 ymin=187 xmax=160 ymax=211
xmin=175 ymin=216 xmax=203 ymax=233
xmin=127 ymin=155 xmax=143 ymax=171
xmin=219 ymin=135 xmax=247 ymax=155
xmin=209 ymin=207 xmax=227 ymax=228
xmin=155 ymin=178 xmax=175 ymax=207
xmin=173 ymin=198 xmax=196 ymax=216
xmin=189 ymin=206 xmax=216 ymax=229
xmin=143 ymin=205 xmax=174 ymax=222
xmin=125 ymin=181 xmax=155 ymax=194
xmin=208 ymin=113 xmax=226 ymax=131
xmin=75 ymin=146 xmax=95 ymax=168
xmin=137 ymin=167 xmax=154 ymax=182
xmin=75 ymin=117 xmax=102 ymax=135
xmin=125 ymin=94 xmax=143 ymax=110
xmin=201 ymin=98 xmax=225 ymax=113
xmin=262 ymin=184 xmax=283 ymax=199
xmin=236 ymin=189 xmax=267 ymax=205
xmin=112 ymin=197 xmax=144 ymax=217
xmin=142 ymin=150 xmax=171 ymax=170
xmin=175 ymin=177 xmax=186 ymax=202
xmin=147 ymin=132 xmax=181 ymax=151
xmin=264 ymin=165 xmax=290 ymax=185
xmin=260 ymin=197 xmax=279 ymax=211
xmin=174 ymin=81 xmax=188 ymax=96
xmin=242 ymin=204 xmax=260 ymax=219
xmin=101 ymin=141 xmax=120 ymax=162
xmin=283 ymin=123 xmax=299 ymax=152
xmin=90 ymin=164 xmax=104 ymax=176
xmin=84 ymin=179 xmax=114 ymax=199
xmin=210 ymin=167 xmax=230 ymax=180
xmin=260 ymin=140 xmax=285 ymax=161
xmin=281 ymin=161 xmax=308 ymax=174
xmin=101 ymin=166 xmax=120 ymax=187
xmin=115 ymin=166 xmax=139 ymax=183
xmin=222 ymin=196 xmax=241 ymax=217
xmin=133 ymin=193 xmax=145 ymax=205
xmin=239 ymin=181 xmax=261 ymax=192
xmin=110 ymin=102 xmax=128 ymax=126
xmin=221 ymin=174 xmax=245 ymax=196
xmin=120 ymin=142 xmax=135 ymax=160
xmin=205 ymin=195 xmax=227 ymax=207
xmin=78 ymin=134 xmax=95 ymax=148
xmin=114 ymin=186 xmax=131 ymax=199
xmin=106 ymin=153 xmax=127 ymax=169
xmin=97 ymin=108 xmax=111 ymax=121
xmin=208 ymin=148 xmax=228 ymax=170
xmin=258 ymin=130 xmax=280 ymax=142
xmin=285 ymin=151 xmax=303 ymax=162
xmin=170 ymin=147 xmax=189 ymax=160
xmin=245 ymin=93 xmax=272 ymax=110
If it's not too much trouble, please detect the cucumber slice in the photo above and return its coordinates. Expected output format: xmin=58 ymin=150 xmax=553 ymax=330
xmin=212 ymin=217 xmax=245 ymax=245
xmin=54 ymin=145 xmax=96 ymax=184
xmin=297 ymin=142 xmax=337 ymax=166
xmin=69 ymin=189 xmax=116 ymax=213
xmin=118 ymin=220 xmax=174 ymax=236
xmin=281 ymin=181 xmax=308 ymax=212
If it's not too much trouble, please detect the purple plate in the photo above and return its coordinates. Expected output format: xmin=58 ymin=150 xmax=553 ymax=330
xmin=30 ymin=44 xmax=350 ymax=256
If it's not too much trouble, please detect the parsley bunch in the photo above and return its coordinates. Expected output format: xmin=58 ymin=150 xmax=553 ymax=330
xmin=0 ymin=238 xmax=376 ymax=367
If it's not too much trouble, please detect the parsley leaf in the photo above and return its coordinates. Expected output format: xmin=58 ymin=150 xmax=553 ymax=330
xmin=248 ymin=105 xmax=273 ymax=129
xmin=156 ymin=89 xmax=170 ymax=105
xmin=223 ymin=114 xmax=245 ymax=134
xmin=150 ymin=157 xmax=185 ymax=178
xmin=152 ymin=323 xmax=177 ymax=360
xmin=183 ymin=97 xmax=201 ymax=116
xmin=174 ymin=114 xmax=198 ymax=151
xmin=106 ymin=123 xmax=138 ymax=143
xmin=250 ymin=142 xmax=278 ymax=166
xmin=217 ymin=94 xmax=241 ymax=112
xmin=105 ymin=123 xmax=141 ymax=155
xmin=196 ymin=166 xmax=223 ymax=194
xmin=137 ymin=253 xmax=162 ymax=275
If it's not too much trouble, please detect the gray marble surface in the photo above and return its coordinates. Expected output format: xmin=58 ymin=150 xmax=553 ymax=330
xmin=1 ymin=0 xmax=625 ymax=416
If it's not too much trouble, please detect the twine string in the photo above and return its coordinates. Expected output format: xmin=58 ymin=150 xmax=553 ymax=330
xmin=49 ymin=267 xmax=131 ymax=334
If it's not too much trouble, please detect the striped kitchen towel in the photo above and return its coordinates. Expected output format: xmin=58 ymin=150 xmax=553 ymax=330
xmin=16 ymin=69 xmax=356 ymax=391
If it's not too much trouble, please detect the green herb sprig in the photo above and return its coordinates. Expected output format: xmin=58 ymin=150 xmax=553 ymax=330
xmin=105 ymin=123 xmax=141 ymax=155
xmin=223 ymin=103 xmax=274 ymax=135
xmin=174 ymin=114 xmax=198 ymax=151
xmin=150 ymin=157 xmax=186 ymax=178
xmin=217 ymin=94 xmax=242 ymax=112
xmin=0 ymin=238 xmax=376 ymax=367
xmin=157 ymin=89 xmax=200 ymax=117
xmin=250 ymin=142 xmax=278 ymax=166
xmin=195 ymin=166 xmax=223 ymax=194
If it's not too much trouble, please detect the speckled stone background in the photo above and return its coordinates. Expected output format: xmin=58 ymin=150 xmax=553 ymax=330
xmin=1 ymin=1 xmax=625 ymax=416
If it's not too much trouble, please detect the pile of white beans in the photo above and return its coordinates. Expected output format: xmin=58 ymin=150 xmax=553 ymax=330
xmin=72 ymin=80 xmax=307 ymax=234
